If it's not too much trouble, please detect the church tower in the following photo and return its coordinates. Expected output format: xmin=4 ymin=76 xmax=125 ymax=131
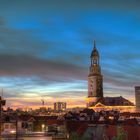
xmin=86 ymin=41 xmax=103 ymax=107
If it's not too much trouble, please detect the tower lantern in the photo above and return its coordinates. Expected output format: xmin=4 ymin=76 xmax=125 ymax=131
xmin=90 ymin=41 xmax=100 ymax=65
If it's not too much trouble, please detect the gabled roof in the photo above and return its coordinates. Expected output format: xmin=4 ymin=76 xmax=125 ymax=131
xmin=27 ymin=117 xmax=36 ymax=122
xmin=95 ymin=102 xmax=105 ymax=107
xmin=92 ymin=96 xmax=134 ymax=107
xmin=47 ymin=120 xmax=64 ymax=125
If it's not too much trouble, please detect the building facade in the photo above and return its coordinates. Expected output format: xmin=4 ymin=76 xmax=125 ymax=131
xmin=135 ymin=86 xmax=140 ymax=111
xmin=86 ymin=42 xmax=134 ymax=112
xmin=54 ymin=102 xmax=66 ymax=112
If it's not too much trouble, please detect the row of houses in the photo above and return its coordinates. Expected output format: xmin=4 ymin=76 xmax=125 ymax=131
xmin=2 ymin=116 xmax=140 ymax=140
xmin=2 ymin=109 xmax=140 ymax=139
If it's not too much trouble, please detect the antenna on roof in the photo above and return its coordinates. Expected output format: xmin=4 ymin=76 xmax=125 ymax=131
xmin=2 ymin=88 xmax=3 ymax=97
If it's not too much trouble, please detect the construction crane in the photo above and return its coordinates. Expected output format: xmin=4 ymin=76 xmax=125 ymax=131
xmin=41 ymin=99 xmax=45 ymax=107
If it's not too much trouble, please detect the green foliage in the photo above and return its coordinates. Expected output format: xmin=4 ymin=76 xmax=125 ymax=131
xmin=112 ymin=126 xmax=127 ymax=140
xmin=102 ymin=134 xmax=109 ymax=140
xmin=69 ymin=132 xmax=80 ymax=140
xmin=69 ymin=132 xmax=89 ymax=140
xmin=81 ymin=136 xmax=90 ymax=140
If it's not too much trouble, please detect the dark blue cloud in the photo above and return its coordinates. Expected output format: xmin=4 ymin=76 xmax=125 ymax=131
xmin=0 ymin=0 xmax=140 ymax=107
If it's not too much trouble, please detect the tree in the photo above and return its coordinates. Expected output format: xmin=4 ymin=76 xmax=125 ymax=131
xmin=69 ymin=132 xmax=80 ymax=140
xmin=112 ymin=126 xmax=127 ymax=140
xmin=102 ymin=134 xmax=109 ymax=140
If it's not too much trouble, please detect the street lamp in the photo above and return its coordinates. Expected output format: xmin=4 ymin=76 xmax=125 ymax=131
xmin=15 ymin=113 xmax=19 ymax=140
xmin=42 ymin=124 xmax=45 ymax=132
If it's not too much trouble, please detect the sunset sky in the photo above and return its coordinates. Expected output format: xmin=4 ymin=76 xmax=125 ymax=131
xmin=0 ymin=0 xmax=140 ymax=109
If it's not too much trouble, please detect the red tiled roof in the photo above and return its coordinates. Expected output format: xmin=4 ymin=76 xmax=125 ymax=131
xmin=105 ymin=125 xmax=140 ymax=140
xmin=66 ymin=121 xmax=88 ymax=134
xmin=47 ymin=120 xmax=64 ymax=125
xmin=124 ymin=118 xmax=138 ymax=125
xmin=105 ymin=125 xmax=117 ymax=139
xmin=47 ymin=119 xmax=58 ymax=125
xmin=123 ymin=125 xmax=140 ymax=140
xmin=77 ymin=123 xmax=88 ymax=135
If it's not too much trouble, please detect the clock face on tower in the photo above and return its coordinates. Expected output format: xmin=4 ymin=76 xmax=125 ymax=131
xmin=88 ymin=74 xmax=103 ymax=97
xmin=97 ymin=76 xmax=103 ymax=97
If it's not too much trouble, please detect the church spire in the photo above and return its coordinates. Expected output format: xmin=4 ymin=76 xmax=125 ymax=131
xmin=94 ymin=40 xmax=96 ymax=49
xmin=87 ymin=42 xmax=103 ymax=105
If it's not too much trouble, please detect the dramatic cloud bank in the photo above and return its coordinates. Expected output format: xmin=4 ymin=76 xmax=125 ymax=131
xmin=0 ymin=0 xmax=140 ymax=108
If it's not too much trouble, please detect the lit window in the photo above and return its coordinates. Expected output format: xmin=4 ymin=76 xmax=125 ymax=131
xmin=5 ymin=124 xmax=9 ymax=129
